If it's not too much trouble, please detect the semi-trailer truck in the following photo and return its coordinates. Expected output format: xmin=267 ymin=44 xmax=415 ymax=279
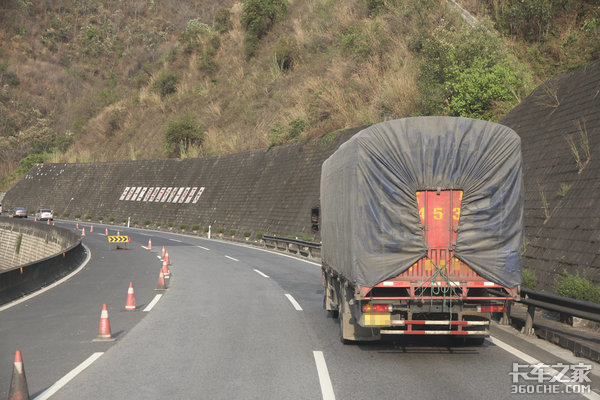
xmin=321 ymin=117 xmax=523 ymax=344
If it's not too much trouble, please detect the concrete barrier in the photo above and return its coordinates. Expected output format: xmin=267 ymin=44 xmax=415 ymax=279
xmin=0 ymin=219 xmax=83 ymax=305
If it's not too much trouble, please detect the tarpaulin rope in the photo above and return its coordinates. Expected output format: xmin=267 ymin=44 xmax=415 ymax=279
xmin=416 ymin=259 xmax=460 ymax=319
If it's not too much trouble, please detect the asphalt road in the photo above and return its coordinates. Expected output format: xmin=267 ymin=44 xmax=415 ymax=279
xmin=1 ymin=222 xmax=599 ymax=399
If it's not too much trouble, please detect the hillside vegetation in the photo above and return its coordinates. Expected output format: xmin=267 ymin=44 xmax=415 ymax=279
xmin=0 ymin=0 xmax=598 ymax=190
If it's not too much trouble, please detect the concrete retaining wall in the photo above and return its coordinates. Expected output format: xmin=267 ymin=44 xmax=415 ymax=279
xmin=0 ymin=219 xmax=83 ymax=304
xmin=3 ymin=127 xmax=363 ymax=240
xmin=0 ymin=219 xmax=81 ymax=272
xmin=3 ymin=61 xmax=600 ymax=291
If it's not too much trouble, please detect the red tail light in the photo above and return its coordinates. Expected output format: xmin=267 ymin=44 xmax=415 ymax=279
xmin=363 ymin=304 xmax=391 ymax=312
xmin=479 ymin=305 xmax=505 ymax=313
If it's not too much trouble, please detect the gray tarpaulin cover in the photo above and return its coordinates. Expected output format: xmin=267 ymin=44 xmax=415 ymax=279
xmin=320 ymin=117 xmax=523 ymax=289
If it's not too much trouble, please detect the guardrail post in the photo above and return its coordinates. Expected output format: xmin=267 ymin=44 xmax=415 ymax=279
xmin=522 ymin=304 xmax=536 ymax=336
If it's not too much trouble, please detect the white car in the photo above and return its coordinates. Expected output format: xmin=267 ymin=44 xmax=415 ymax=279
xmin=35 ymin=209 xmax=54 ymax=221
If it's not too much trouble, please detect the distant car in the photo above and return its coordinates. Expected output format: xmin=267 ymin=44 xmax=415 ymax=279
xmin=35 ymin=209 xmax=54 ymax=221
xmin=8 ymin=207 xmax=27 ymax=218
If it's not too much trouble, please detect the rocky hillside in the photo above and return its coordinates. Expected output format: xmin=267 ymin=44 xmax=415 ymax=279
xmin=1 ymin=0 xmax=598 ymax=189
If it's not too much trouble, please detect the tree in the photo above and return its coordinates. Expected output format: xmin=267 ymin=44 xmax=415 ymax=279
xmin=163 ymin=114 xmax=205 ymax=157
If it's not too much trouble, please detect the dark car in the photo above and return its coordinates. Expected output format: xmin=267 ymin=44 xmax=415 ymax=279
xmin=8 ymin=207 xmax=28 ymax=218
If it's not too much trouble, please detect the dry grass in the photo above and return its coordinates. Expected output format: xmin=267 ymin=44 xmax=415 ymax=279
xmin=0 ymin=0 xmax=534 ymax=189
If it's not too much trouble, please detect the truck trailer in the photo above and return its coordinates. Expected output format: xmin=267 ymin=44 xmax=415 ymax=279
xmin=321 ymin=117 xmax=523 ymax=344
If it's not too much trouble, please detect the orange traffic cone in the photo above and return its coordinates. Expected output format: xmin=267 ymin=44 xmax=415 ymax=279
xmin=8 ymin=350 xmax=30 ymax=400
xmin=94 ymin=304 xmax=115 ymax=341
xmin=34 ymin=217 xmax=37 ymax=222
xmin=148 ymin=238 xmax=152 ymax=250
xmin=90 ymin=225 xmax=94 ymax=232
xmin=82 ymin=227 xmax=86 ymax=236
xmin=125 ymin=282 xmax=136 ymax=310
xmin=156 ymin=271 xmax=167 ymax=291
xmin=161 ymin=246 xmax=166 ymax=260
xmin=47 ymin=219 xmax=50 ymax=225
xmin=117 ymin=230 xmax=120 ymax=236
xmin=76 ymin=222 xmax=79 ymax=230
xmin=164 ymin=250 xmax=170 ymax=265
xmin=161 ymin=260 xmax=170 ymax=278
xmin=105 ymin=227 xmax=108 ymax=235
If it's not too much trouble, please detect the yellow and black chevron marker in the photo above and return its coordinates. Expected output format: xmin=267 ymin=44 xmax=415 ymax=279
xmin=108 ymin=236 xmax=130 ymax=243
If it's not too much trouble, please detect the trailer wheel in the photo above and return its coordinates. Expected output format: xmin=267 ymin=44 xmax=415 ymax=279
xmin=338 ymin=292 xmax=353 ymax=344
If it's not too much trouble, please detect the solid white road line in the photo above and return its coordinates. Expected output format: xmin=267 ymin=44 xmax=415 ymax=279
xmin=253 ymin=269 xmax=270 ymax=278
xmin=313 ymin=351 xmax=336 ymax=400
xmin=225 ymin=255 xmax=239 ymax=262
xmin=34 ymin=352 xmax=104 ymax=400
xmin=170 ymin=239 xmax=182 ymax=243
xmin=488 ymin=336 xmax=600 ymax=400
xmin=141 ymin=246 xmax=149 ymax=250
xmin=285 ymin=294 xmax=303 ymax=311
xmin=197 ymin=246 xmax=210 ymax=251
xmin=143 ymin=294 xmax=163 ymax=312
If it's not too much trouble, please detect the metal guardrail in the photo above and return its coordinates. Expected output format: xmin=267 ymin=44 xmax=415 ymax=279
xmin=517 ymin=287 xmax=600 ymax=335
xmin=261 ymin=235 xmax=321 ymax=259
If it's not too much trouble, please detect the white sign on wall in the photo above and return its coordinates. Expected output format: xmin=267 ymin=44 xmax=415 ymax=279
xmin=119 ymin=187 xmax=130 ymax=201
xmin=118 ymin=185 xmax=206 ymax=203
xmin=192 ymin=187 xmax=205 ymax=204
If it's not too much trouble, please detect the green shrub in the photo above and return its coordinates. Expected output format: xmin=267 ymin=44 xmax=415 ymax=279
xmin=244 ymin=230 xmax=252 ymax=237
xmin=15 ymin=233 xmax=23 ymax=254
xmin=230 ymin=229 xmax=237 ymax=236
xmin=182 ymin=18 xmax=211 ymax=54
xmin=144 ymin=219 xmax=151 ymax=226
xmin=163 ymin=114 xmax=205 ymax=157
xmin=288 ymin=117 xmax=306 ymax=139
xmin=216 ymin=226 xmax=225 ymax=234
xmin=151 ymin=70 xmax=179 ymax=97
xmin=180 ymin=224 xmax=187 ymax=230
xmin=256 ymin=232 xmax=264 ymax=240
xmin=122 ymin=218 xmax=128 ymax=223
xmin=109 ymin=216 xmax=115 ymax=222
xmin=132 ymin=219 xmax=139 ymax=225
xmin=555 ymin=272 xmax=600 ymax=304
xmin=443 ymin=56 xmax=528 ymax=120
xmin=168 ymin=222 xmax=174 ymax=228
xmin=521 ymin=269 xmax=537 ymax=289
xmin=301 ymin=235 xmax=314 ymax=242
xmin=197 ymin=45 xmax=218 ymax=74
xmin=204 ymin=226 xmax=210 ymax=232
xmin=339 ymin=25 xmax=371 ymax=59
xmin=416 ymin=22 xmax=531 ymax=120
xmin=84 ymin=214 xmax=91 ymax=220
xmin=366 ymin=0 xmax=388 ymax=16
xmin=75 ymin=213 xmax=82 ymax=219
xmin=273 ymin=36 xmax=298 ymax=71
xmin=17 ymin=153 xmax=47 ymax=174
xmin=192 ymin=224 xmax=200 ymax=231
xmin=156 ymin=222 xmax=161 ymax=227
xmin=63 ymin=212 xmax=70 ymax=217
xmin=241 ymin=0 xmax=289 ymax=57
xmin=495 ymin=0 xmax=553 ymax=42
xmin=214 ymin=8 xmax=233 ymax=34
xmin=98 ymin=216 xmax=104 ymax=221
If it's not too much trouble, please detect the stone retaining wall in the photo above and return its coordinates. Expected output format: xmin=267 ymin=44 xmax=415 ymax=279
xmin=0 ymin=219 xmax=81 ymax=272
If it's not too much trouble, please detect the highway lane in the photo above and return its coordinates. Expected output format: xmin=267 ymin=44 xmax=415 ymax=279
xmin=2 ymin=223 xmax=599 ymax=399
